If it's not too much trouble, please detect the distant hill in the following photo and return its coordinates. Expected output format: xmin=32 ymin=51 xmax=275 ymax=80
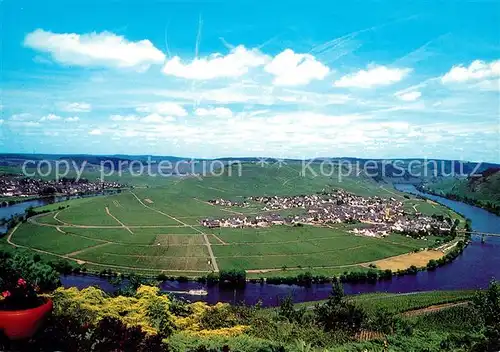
xmin=1 ymin=153 xmax=498 ymax=184
xmin=423 ymin=167 xmax=500 ymax=215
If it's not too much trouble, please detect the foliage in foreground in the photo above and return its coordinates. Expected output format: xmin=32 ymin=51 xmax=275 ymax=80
xmin=1 ymin=280 xmax=499 ymax=351
xmin=52 ymin=285 xmax=248 ymax=337
xmin=0 ymin=251 xmax=60 ymax=310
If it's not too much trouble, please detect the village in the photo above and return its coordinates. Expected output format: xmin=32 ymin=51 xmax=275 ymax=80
xmin=201 ymin=189 xmax=456 ymax=238
xmin=0 ymin=175 xmax=123 ymax=200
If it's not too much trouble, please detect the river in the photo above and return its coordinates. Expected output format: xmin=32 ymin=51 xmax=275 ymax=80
xmin=2 ymin=185 xmax=499 ymax=306
xmin=0 ymin=191 xmax=120 ymax=234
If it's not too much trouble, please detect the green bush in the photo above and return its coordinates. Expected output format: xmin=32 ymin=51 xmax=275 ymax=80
xmin=314 ymin=282 xmax=366 ymax=334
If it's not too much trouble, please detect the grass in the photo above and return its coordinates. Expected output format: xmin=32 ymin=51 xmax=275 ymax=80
xmin=63 ymin=227 xmax=156 ymax=244
xmin=11 ymin=223 xmax=102 ymax=255
xmin=35 ymin=213 xmax=65 ymax=225
xmin=209 ymin=225 xmax=434 ymax=270
xmin=408 ymin=304 xmax=482 ymax=333
xmin=1 ymin=162 xmax=465 ymax=275
xmin=296 ymin=289 xmax=476 ymax=313
xmin=350 ymin=290 xmax=475 ymax=314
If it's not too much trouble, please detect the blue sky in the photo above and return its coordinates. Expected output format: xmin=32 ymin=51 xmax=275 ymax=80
xmin=1 ymin=0 xmax=499 ymax=162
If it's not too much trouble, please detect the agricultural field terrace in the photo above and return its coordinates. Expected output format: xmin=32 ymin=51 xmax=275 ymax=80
xmin=1 ymin=163 xmax=466 ymax=277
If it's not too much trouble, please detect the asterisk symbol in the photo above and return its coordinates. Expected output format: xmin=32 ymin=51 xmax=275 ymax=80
xmin=256 ymin=157 xmax=269 ymax=167
xmin=274 ymin=158 xmax=287 ymax=168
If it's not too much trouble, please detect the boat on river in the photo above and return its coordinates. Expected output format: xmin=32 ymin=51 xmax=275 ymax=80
xmin=187 ymin=289 xmax=208 ymax=296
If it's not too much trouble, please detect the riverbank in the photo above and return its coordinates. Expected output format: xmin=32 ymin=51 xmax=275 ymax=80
xmin=0 ymin=188 xmax=130 ymax=208
xmin=417 ymin=184 xmax=500 ymax=216
xmin=0 ymin=195 xmax=41 ymax=206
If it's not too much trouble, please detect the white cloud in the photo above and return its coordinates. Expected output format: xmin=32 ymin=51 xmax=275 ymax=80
xmin=474 ymin=79 xmax=500 ymax=91
xmin=0 ymin=119 xmax=4 ymax=125
xmin=10 ymin=113 xmax=32 ymax=121
xmin=264 ymin=49 xmax=330 ymax=86
xmin=9 ymin=121 xmax=41 ymax=127
xmin=59 ymin=102 xmax=92 ymax=112
xmin=395 ymin=91 xmax=421 ymax=101
xmin=194 ymin=107 xmax=233 ymax=118
xmin=110 ymin=112 xmax=176 ymax=124
xmin=140 ymin=113 xmax=175 ymax=124
xmin=65 ymin=117 xmax=80 ymax=122
xmin=89 ymin=129 xmax=102 ymax=135
xmin=40 ymin=113 xmax=62 ymax=122
xmin=136 ymin=102 xmax=187 ymax=116
xmin=110 ymin=114 xmax=137 ymax=121
xmin=334 ymin=65 xmax=412 ymax=88
xmin=162 ymin=45 xmax=269 ymax=80
xmin=151 ymin=84 xmax=350 ymax=106
xmin=24 ymin=29 xmax=165 ymax=70
xmin=441 ymin=60 xmax=500 ymax=83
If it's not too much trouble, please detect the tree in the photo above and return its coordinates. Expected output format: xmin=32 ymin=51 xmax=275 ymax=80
xmin=313 ymin=281 xmax=366 ymax=334
xmin=277 ymin=295 xmax=305 ymax=323
xmin=473 ymin=280 xmax=500 ymax=351
xmin=219 ymin=269 xmax=246 ymax=286
xmin=427 ymin=259 xmax=438 ymax=270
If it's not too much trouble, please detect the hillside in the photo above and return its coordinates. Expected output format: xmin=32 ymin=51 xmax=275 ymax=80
xmin=1 ymin=162 xmax=466 ymax=278
xmin=424 ymin=168 xmax=500 ymax=214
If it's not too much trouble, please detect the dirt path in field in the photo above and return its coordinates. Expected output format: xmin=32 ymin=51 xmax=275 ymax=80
xmin=402 ymin=301 xmax=470 ymax=317
xmin=27 ymin=221 xmax=204 ymax=249
xmin=436 ymin=240 xmax=460 ymax=252
xmin=103 ymin=253 xmax=208 ymax=259
xmin=6 ymin=223 xmax=211 ymax=273
xmin=130 ymin=192 xmax=219 ymax=272
xmin=28 ymin=214 xmax=190 ymax=229
xmin=55 ymin=226 xmax=66 ymax=234
xmin=53 ymin=211 xmax=67 ymax=225
xmin=210 ymin=233 xmax=227 ymax=245
xmin=66 ymin=242 xmax=113 ymax=257
xmin=105 ymin=207 xmax=134 ymax=234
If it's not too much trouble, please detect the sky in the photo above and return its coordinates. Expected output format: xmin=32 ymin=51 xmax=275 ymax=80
xmin=0 ymin=0 xmax=499 ymax=162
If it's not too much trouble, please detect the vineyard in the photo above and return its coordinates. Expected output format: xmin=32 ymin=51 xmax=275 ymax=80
xmin=351 ymin=290 xmax=475 ymax=315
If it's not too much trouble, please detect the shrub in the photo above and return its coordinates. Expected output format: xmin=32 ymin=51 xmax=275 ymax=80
xmin=219 ymin=269 xmax=246 ymax=286
xmin=277 ymin=295 xmax=306 ymax=324
xmin=0 ymin=250 xmax=60 ymax=293
xmin=314 ymin=281 xmax=366 ymax=334
xmin=473 ymin=280 xmax=500 ymax=351
xmin=52 ymin=285 xmax=175 ymax=335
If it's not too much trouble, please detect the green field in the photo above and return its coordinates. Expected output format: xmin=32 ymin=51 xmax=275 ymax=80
xmin=296 ymin=289 xmax=475 ymax=312
xmin=2 ymin=163 xmax=463 ymax=275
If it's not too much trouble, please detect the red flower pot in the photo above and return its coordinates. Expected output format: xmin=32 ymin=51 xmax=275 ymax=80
xmin=0 ymin=299 xmax=53 ymax=340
